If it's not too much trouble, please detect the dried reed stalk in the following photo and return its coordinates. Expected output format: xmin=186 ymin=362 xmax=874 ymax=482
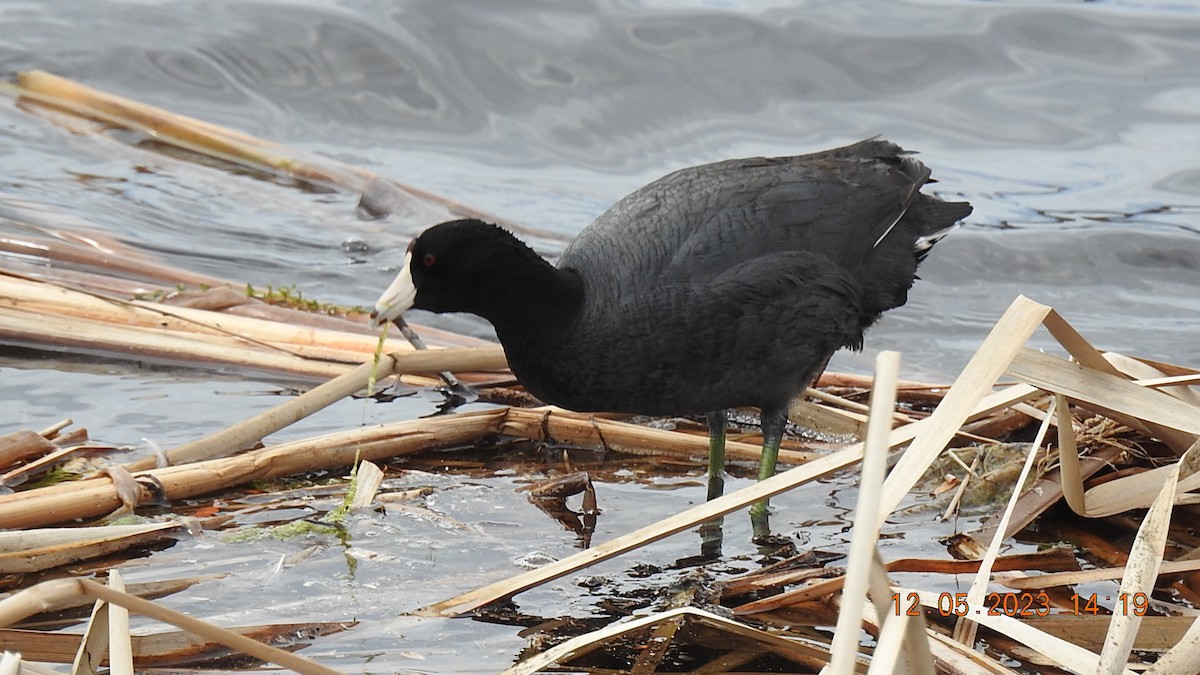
xmin=0 ymin=220 xmax=227 ymax=290
xmin=70 ymin=573 xmax=110 ymax=675
xmin=2 ymin=446 xmax=69 ymax=486
xmin=1106 ymin=352 xmax=1200 ymax=407
xmin=729 ymin=549 xmax=1079 ymax=615
xmin=4 ymin=653 xmax=59 ymax=675
xmin=1008 ymin=348 xmax=1200 ymax=438
xmin=124 ymin=348 xmax=504 ymax=472
xmin=16 ymin=70 xmax=363 ymax=191
xmin=0 ymin=431 xmax=58 ymax=471
xmin=349 ymin=461 xmax=385 ymax=509
xmin=0 ymin=305 xmax=350 ymax=380
xmin=877 ymin=296 xmax=1052 ymax=520
xmin=1096 ymin=442 xmax=1196 ymax=673
xmin=1149 ymin=615 xmax=1200 ymax=674
xmin=502 ymin=407 xmax=819 ymax=464
xmin=952 ymin=407 xmax=1054 ymax=647
xmin=0 ymin=275 xmax=509 ymax=383
xmin=828 ymin=351 xmax=903 ymax=675
xmin=106 ymin=571 xmax=134 ymax=675
xmin=417 ymin=379 xmax=1040 ymax=617
xmin=998 ymin=558 xmax=1200 ymax=590
xmin=839 ymin=354 xmax=936 ymax=673
xmin=0 ymin=523 xmax=183 ymax=574
xmin=0 ymin=578 xmax=340 ymax=675
xmin=1038 ymin=311 xmax=1198 ymax=453
xmin=906 ymin=588 xmax=1103 ymax=673
xmin=0 ymin=274 xmax=409 ymax=357
xmin=502 ymin=608 xmax=838 ymax=675
xmin=0 ymin=409 xmax=507 ymax=529
xmin=0 ymin=401 xmax=798 ymax=530
xmin=14 ymin=70 xmax=517 ymax=231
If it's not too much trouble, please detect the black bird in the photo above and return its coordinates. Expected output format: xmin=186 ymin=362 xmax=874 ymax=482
xmin=371 ymin=139 xmax=971 ymax=522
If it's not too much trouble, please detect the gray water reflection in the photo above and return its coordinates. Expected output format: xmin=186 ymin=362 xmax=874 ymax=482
xmin=2 ymin=0 xmax=1199 ymax=671
xmin=1 ymin=2 xmax=1196 ymax=358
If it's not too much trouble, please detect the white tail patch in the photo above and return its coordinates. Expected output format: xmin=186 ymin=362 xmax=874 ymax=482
xmin=914 ymin=223 xmax=959 ymax=254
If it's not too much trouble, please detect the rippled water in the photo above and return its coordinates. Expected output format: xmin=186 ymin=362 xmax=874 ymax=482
xmin=2 ymin=1 xmax=1199 ymax=671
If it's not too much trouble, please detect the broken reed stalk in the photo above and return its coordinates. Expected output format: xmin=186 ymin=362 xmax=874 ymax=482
xmin=0 ymin=404 xmax=803 ymax=529
xmin=0 ymin=578 xmax=82 ymax=628
xmin=805 ymin=385 xmax=912 ymax=425
xmin=1 ymin=442 xmax=94 ymax=487
xmin=953 ymin=405 xmax=1055 ymax=647
xmin=827 ymin=351 xmax=900 ymax=675
xmin=502 ymin=608 xmax=839 ymax=675
xmin=38 ymin=418 xmax=74 ymax=439
xmin=0 ymin=304 xmax=348 ymax=380
xmin=0 ymin=273 xmax=399 ymax=359
xmin=4 ymin=575 xmax=224 ymax=617
xmin=129 ymin=352 xmax=381 ymax=471
xmin=1009 ymin=347 xmax=1200 ymax=445
xmin=998 ymin=558 xmax=1200 ymax=591
xmin=13 ymin=70 xmax=517 ymax=230
xmin=1 ymin=307 xmax=497 ymax=385
xmin=1072 ymin=458 xmax=1200 ymax=519
xmin=1148 ymin=615 xmax=1200 ymax=674
xmin=348 ymin=461 xmax=385 ymax=510
xmin=1107 ymin=351 xmax=1200 ymax=407
xmin=1038 ymin=311 xmax=1198 ymax=453
xmin=15 ymin=70 xmax=364 ymax=190
xmin=416 ymin=382 xmax=1040 ymax=617
xmin=1096 ymin=442 xmax=1197 ymax=673
xmin=0 ymin=274 xmax=509 ymax=382
xmin=0 ymin=409 xmax=508 ymax=529
xmin=0 ymin=219 xmax=228 ymax=290
xmin=907 ymin=588 xmax=1105 ymax=674
xmin=877 ymin=296 xmax=1052 ymax=520
xmin=0 ymin=578 xmax=340 ymax=675
xmin=915 ymin=630 xmax=1014 ymax=675
xmin=3 ymin=622 xmax=349 ymax=665
xmin=72 ymin=581 xmax=110 ymax=674
xmin=0 ymin=430 xmax=58 ymax=470
xmin=124 ymin=345 xmax=506 ymax=473
xmin=729 ymin=549 xmax=1080 ymax=615
xmin=5 ymin=655 xmax=58 ymax=675
xmin=106 ymin=571 xmax=134 ymax=675
xmin=0 ymin=522 xmax=184 ymax=574
xmin=501 ymin=407 xmax=819 ymax=464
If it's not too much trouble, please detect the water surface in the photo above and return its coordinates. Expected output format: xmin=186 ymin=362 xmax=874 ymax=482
xmin=2 ymin=1 xmax=1198 ymax=671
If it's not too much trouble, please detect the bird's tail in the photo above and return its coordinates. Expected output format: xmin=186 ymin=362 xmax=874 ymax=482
xmin=909 ymin=198 xmax=973 ymax=261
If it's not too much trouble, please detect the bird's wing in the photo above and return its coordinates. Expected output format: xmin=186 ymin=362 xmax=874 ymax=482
xmin=558 ymin=139 xmax=931 ymax=299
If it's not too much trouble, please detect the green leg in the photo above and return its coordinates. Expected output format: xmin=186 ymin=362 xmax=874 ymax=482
xmin=705 ymin=409 xmax=728 ymax=502
xmin=701 ymin=410 xmax=728 ymax=557
xmin=750 ymin=407 xmax=787 ymax=520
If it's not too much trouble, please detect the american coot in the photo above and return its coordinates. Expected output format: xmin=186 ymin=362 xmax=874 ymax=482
xmin=371 ymin=139 xmax=971 ymax=521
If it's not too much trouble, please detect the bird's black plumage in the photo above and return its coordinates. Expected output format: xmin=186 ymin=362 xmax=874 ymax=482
xmin=372 ymin=139 xmax=970 ymax=524
xmin=379 ymin=139 xmax=971 ymax=420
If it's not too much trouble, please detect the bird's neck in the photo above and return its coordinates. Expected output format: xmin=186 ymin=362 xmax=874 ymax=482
xmin=479 ymin=250 xmax=584 ymax=343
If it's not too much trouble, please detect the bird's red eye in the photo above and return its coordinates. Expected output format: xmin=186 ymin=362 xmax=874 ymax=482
xmin=423 ymin=253 xmax=436 ymax=267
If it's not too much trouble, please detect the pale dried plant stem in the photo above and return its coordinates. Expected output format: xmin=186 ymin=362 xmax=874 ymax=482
xmin=828 ymin=351 xmax=900 ymax=675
